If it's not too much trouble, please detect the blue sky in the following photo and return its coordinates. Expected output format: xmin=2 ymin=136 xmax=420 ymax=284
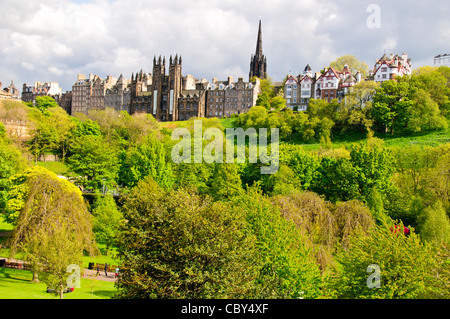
xmin=1 ymin=0 xmax=448 ymax=91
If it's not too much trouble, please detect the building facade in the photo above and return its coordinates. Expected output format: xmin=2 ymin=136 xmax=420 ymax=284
xmin=206 ymin=76 xmax=261 ymax=118
xmin=105 ymin=74 xmax=132 ymax=113
xmin=130 ymin=55 xmax=208 ymax=122
xmin=372 ymin=52 xmax=412 ymax=83
xmin=1 ymin=81 xmax=21 ymax=101
xmin=284 ymin=64 xmax=360 ymax=110
xmin=22 ymin=81 xmax=62 ymax=104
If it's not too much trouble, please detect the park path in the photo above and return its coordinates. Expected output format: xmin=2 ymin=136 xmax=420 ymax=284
xmin=1 ymin=257 xmax=118 ymax=282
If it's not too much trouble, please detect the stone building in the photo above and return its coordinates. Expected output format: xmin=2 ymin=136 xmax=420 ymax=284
xmin=130 ymin=55 xmax=208 ymax=122
xmin=71 ymin=74 xmax=117 ymax=114
xmin=58 ymin=91 xmax=73 ymax=115
xmin=206 ymin=76 xmax=261 ymax=118
xmin=22 ymin=81 xmax=62 ymax=104
xmin=0 ymin=81 xmax=21 ymax=101
xmin=105 ymin=74 xmax=132 ymax=113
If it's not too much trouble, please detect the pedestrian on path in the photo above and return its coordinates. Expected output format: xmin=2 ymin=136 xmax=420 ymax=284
xmin=104 ymin=263 xmax=108 ymax=277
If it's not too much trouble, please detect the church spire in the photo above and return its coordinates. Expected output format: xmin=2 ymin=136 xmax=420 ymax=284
xmin=255 ymin=19 xmax=263 ymax=58
xmin=249 ymin=19 xmax=267 ymax=80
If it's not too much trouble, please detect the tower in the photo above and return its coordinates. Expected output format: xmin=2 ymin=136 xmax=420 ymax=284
xmin=168 ymin=54 xmax=182 ymax=121
xmin=249 ymin=20 xmax=267 ymax=80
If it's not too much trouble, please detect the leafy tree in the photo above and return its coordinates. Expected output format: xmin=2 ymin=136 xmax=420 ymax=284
xmin=418 ymin=201 xmax=450 ymax=246
xmin=231 ymin=187 xmax=323 ymax=299
xmin=330 ymin=55 xmax=369 ymax=77
xmin=34 ymin=96 xmax=59 ymax=112
xmin=66 ymin=134 xmax=119 ymax=190
xmin=349 ymin=138 xmax=395 ymax=201
xmin=261 ymin=164 xmax=301 ymax=196
xmin=71 ymin=118 xmax=102 ymax=137
xmin=85 ymin=108 xmax=159 ymax=147
xmin=209 ymin=163 xmax=243 ymax=200
xmin=411 ymin=67 xmax=449 ymax=109
xmin=116 ymin=176 xmax=259 ymax=299
xmin=327 ymin=221 xmax=448 ymax=299
xmin=7 ymin=167 xmax=97 ymax=292
xmin=311 ymin=156 xmax=361 ymax=202
xmin=279 ymin=144 xmax=320 ymax=190
xmin=370 ymin=80 xmax=414 ymax=134
xmin=407 ymin=88 xmax=447 ymax=133
xmin=28 ymin=110 xmax=59 ymax=162
xmin=4 ymin=166 xmax=65 ymax=225
xmin=92 ymin=195 xmax=124 ymax=255
xmin=272 ymin=191 xmax=337 ymax=272
xmin=118 ymin=135 xmax=174 ymax=190
xmin=0 ymin=137 xmax=27 ymax=215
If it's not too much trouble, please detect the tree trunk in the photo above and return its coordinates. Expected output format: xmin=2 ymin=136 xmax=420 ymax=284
xmin=60 ymin=289 xmax=64 ymax=300
xmin=32 ymin=272 xmax=39 ymax=283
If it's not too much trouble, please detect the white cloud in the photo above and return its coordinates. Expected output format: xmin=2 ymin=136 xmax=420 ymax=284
xmin=0 ymin=0 xmax=447 ymax=91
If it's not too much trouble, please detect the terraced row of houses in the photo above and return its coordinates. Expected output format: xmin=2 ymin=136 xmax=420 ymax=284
xmin=283 ymin=52 xmax=412 ymax=111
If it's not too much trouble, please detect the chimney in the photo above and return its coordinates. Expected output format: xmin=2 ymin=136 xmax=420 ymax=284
xmin=343 ymin=64 xmax=350 ymax=73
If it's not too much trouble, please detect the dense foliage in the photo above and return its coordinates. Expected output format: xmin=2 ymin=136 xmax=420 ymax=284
xmin=0 ymin=68 xmax=449 ymax=299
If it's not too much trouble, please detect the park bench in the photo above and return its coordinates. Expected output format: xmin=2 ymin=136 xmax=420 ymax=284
xmin=93 ymin=263 xmax=119 ymax=272
xmin=3 ymin=261 xmax=31 ymax=270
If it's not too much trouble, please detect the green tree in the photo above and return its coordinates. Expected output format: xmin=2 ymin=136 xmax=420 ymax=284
xmin=34 ymin=96 xmax=59 ymax=112
xmin=330 ymin=55 xmax=369 ymax=77
xmin=327 ymin=221 xmax=449 ymax=299
xmin=407 ymin=89 xmax=447 ymax=133
xmin=118 ymin=135 xmax=174 ymax=190
xmin=116 ymin=176 xmax=259 ymax=299
xmin=0 ymin=137 xmax=27 ymax=215
xmin=92 ymin=195 xmax=124 ymax=256
xmin=418 ymin=201 xmax=450 ymax=246
xmin=66 ymin=135 xmax=119 ymax=190
xmin=7 ymin=167 xmax=97 ymax=293
xmin=311 ymin=156 xmax=361 ymax=202
xmin=370 ymin=80 xmax=413 ymax=135
xmin=209 ymin=163 xmax=243 ymax=200
xmin=231 ymin=187 xmax=323 ymax=299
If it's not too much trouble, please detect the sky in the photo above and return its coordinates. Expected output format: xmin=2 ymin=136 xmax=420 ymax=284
xmin=0 ymin=0 xmax=449 ymax=92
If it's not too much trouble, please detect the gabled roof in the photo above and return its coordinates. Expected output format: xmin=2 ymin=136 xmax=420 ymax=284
xmin=284 ymin=75 xmax=298 ymax=85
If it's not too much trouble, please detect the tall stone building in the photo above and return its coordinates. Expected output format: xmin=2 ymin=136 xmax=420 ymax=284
xmin=249 ymin=20 xmax=267 ymax=81
xmin=130 ymin=55 xmax=208 ymax=122
xmin=71 ymin=74 xmax=118 ymax=114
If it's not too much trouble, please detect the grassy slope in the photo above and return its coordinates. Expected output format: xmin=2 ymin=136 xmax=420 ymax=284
xmin=162 ymin=117 xmax=450 ymax=150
